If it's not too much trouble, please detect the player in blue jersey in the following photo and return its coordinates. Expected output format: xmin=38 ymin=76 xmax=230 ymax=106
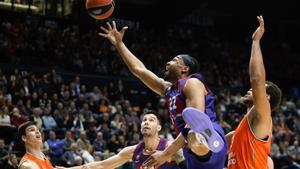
xmin=98 ymin=21 xmax=227 ymax=169
xmin=55 ymin=110 xmax=185 ymax=169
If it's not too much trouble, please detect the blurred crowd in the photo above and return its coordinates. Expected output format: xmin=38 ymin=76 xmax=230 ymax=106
xmin=0 ymin=15 xmax=300 ymax=169
xmin=1 ymin=15 xmax=299 ymax=87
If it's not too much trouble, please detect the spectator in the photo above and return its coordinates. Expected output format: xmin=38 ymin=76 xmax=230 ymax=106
xmin=39 ymin=92 xmax=51 ymax=109
xmin=20 ymin=78 xmax=31 ymax=97
xmin=62 ymin=143 xmax=81 ymax=167
xmin=42 ymin=107 xmax=57 ymax=131
xmin=4 ymin=154 xmax=18 ymax=169
xmin=62 ymin=130 xmax=75 ymax=151
xmin=106 ymin=135 xmax=119 ymax=153
xmin=10 ymin=107 xmax=28 ymax=128
xmin=62 ymin=110 xmax=74 ymax=130
xmin=86 ymin=123 xmax=97 ymax=143
xmin=0 ymin=106 xmax=11 ymax=126
xmin=74 ymin=156 xmax=83 ymax=166
xmin=287 ymin=140 xmax=300 ymax=162
xmin=30 ymin=107 xmax=43 ymax=130
xmin=40 ymin=131 xmax=50 ymax=154
xmin=47 ymin=131 xmax=64 ymax=164
xmin=31 ymin=91 xmax=40 ymax=108
xmin=93 ymin=132 xmax=106 ymax=153
xmin=0 ymin=139 xmax=8 ymax=168
xmin=67 ymin=101 xmax=77 ymax=115
xmin=76 ymin=131 xmax=93 ymax=153
xmin=72 ymin=112 xmax=85 ymax=137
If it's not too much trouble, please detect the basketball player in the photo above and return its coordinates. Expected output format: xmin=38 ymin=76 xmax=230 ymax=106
xmin=18 ymin=121 xmax=53 ymax=169
xmin=227 ymin=15 xmax=282 ymax=168
xmin=99 ymin=21 xmax=227 ymax=169
xmin=226 ymin=131 xmax=274 ymax=169
xmin=55 ymin=110 xmax=185 ymax=169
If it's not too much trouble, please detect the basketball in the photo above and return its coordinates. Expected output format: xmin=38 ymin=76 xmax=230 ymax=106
xmin=86 ymin=0 xmax=115 ymax=20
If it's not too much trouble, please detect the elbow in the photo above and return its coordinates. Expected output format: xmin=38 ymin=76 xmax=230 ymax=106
xmin=249 ymin=68 xmax=265 ymax=83
xmin=250 ymin=75 xmax=265 ymax=85
xmin=131 ymin=67 xmax=145 ymax=77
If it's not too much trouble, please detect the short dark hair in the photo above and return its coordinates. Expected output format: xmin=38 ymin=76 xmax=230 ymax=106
xmin=18 ymin=121 xmax=36 ymax=141
xmin=179 ymin=54 xmax=200 ymax=75
xmin=266 ymin=81 xmax=282 ymax=111
xmin=141 ymin=110 xmax=161 ymax=124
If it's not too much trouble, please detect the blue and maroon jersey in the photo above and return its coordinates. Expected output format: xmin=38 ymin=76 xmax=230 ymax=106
xmin=165 ymin=73 xmax=227 ymax=169
xmin=132 ymin=138 xmax=179 ymax=169
xmin=165 ymin=73 xmax=217 ymax=135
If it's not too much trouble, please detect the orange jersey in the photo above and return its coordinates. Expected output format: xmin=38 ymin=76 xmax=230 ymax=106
xmin=228 ymin=112 xmax=271 ymax=169
xmin=20 ymin=152 xmax=53 ymax=169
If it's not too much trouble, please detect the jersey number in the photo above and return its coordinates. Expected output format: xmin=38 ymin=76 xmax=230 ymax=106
xmin=169 ymin=96 xmax=177 ymax=111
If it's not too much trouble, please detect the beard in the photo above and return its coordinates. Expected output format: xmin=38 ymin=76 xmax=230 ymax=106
xmin=141 ymin=128 xmax=152 ymax=137
xmin=141 ymin=132 xmax=151 ymax=137
xmin=163 ymin=71 xmax=177 ymax=83
xmin=163 ymin=71 xmax=170 ymax=81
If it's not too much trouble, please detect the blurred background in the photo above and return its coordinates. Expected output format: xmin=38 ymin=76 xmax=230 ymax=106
xmin=0 ymin=0 xmax=299 ymax=169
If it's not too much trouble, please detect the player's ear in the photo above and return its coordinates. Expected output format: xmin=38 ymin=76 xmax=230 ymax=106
xmin=157 ymin=124 xmax=162 ymax=132
xmin=182 ymin=66 xmax=189 ymax=74
xmin=21 ymin=135 xmax=27 ymax=143
xmin=266 ymin=94 xmax=270 ymax=101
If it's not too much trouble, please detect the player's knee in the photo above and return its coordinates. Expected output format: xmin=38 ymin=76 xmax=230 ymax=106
xmin=188 ymin=142 xmax=210 ymax=157
xmin=187 ymin=130 xmax=211 ymax=156
xmin=187 ymin=131 xmax=208 ymax=148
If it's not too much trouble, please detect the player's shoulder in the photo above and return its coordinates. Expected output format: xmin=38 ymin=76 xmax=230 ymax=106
xmin=184 ymin=77 xmax=205 ymax=92
xmin=186 ymin=76 xmax=203 ymax=84
xmin=19 ymin=160 xmax=37 ymax=169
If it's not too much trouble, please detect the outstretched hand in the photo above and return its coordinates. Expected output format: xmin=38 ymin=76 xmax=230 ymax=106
xmin=142 ymin=151 xmax=170 ymax=169
xmin=98 ymin=21 xmax=128 ymax=46
xmin=252 ymin=15 xmax=265 ymax=42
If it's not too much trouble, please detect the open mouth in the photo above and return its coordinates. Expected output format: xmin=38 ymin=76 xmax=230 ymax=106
xmin=143 ymin=127 xmax=150 ymax=130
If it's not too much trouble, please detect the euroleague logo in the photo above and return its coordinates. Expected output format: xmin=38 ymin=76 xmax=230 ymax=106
xmin=213 ymin=140 xmax=220 ymax=148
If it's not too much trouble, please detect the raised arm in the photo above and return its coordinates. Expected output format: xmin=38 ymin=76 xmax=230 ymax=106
xmin=99 ymin=21 xmax=170 ymax=96
xmin=249 ymin=15 xmax=272 ymax=138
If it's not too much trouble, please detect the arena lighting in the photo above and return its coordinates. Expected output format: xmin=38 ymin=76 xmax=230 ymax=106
xmin=0 ymin=1 xmax=39 ymax=13
xmin=124 ymin=0 xmax=157 ymax=5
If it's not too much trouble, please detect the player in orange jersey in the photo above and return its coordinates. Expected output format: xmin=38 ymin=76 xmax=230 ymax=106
xmin=227 ymin=15 xmax=282 ymax=169
xmin=18 ymin=121 xmax=54 ymax=169
xmin=226 ymin=131 xmax=274 ymax=169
